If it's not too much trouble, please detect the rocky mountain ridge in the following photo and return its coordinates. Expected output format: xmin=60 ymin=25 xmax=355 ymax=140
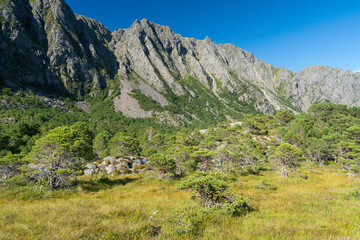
xmin=1 ymin=0 xmax=360 ymax=123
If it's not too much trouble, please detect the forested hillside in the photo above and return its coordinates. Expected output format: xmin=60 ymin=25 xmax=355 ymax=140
xmin=2 ymin=91 xmax=360 ymax=179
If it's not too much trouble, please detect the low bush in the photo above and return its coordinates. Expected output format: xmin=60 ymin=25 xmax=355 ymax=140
xmin=178 ymin=171 xmax=251 ymax=216
xmin=164 ymin=207 xmax=205 ymax=237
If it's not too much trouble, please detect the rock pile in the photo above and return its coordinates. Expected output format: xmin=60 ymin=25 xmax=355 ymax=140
xmin=84 ymin=156 xmax=148 ymax=175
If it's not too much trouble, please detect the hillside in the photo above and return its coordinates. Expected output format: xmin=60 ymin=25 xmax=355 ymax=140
xmin=1 ymin=0 xmax=360 ymax=125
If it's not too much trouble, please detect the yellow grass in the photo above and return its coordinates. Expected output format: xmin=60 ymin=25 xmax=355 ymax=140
xmin=1 ymin=164 xmax=360 ymax=239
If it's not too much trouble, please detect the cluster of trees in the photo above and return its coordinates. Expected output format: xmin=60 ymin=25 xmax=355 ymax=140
xmin=2 ymin=101 xmax=360 ymax=191
xmin=146 ymin=102 xmax=360 ymax=178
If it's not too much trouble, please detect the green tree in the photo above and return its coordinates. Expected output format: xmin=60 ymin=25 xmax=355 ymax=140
xmin=346 ymin=125 xmax=360 ymax=144
xmin=109 ymin=133 xmax=141 ymax=157
xmin=275 ymin=110 xmax=295 ymax=126
xmin=291 ymin=113 xmax=314 ymax=146
xmin=0 ymin=152 xmax=24 ymax=179
xmin=323 ymin=132 xmax=344 ymax=162
xmin=238 ymin=137 xmax=265 ymax=174
xmin=306 ymin=137 xmax=328 ymax=166
xmin=25 ymin=123 xmax=94 ymax=189
xmin=0 ymin=132 xmax=9 ymax=151
xmin=283 ymin=131 xmax=301 ymax=147
xmin=142 ymin=133 xmax=169 ymax=156
xmin=335 ymin=141 xmax=360 ymax=172
xmin=168 ymin=144 xmax=196 ymax=176
xmin=244 ymin=116 xmax=268 ymax=135
xmin=93 ymin=130 xmax=112 ymax=158
xmin=273 ymin=143 xmax=305 ymax=177
xmin=191 ymin=149 xmax=216 ymax=172
xmin=308 ymin=102 xmax=348 ymax=123
xmin=148 ymin=153 xmax=176 ymax=178
xmin=275 ymin=127 xmax=288 ymax=142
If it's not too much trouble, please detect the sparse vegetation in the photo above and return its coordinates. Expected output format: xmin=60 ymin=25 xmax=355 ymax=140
xmin=129 ymin=89 xmax=164 ymax=111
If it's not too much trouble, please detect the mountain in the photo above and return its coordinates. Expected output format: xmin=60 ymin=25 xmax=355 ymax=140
xmin=1 ymin=0 xmax=360 ymax=124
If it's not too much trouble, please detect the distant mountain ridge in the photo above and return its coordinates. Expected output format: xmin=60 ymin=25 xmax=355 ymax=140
xmin=1 ymin=0 xmax=360 ymax=123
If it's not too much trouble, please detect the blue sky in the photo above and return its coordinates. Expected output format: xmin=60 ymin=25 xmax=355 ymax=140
xmin=66 ymin=0 xmax=360 ymax=72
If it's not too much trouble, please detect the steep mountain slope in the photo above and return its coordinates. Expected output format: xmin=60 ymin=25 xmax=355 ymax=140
xmin=0 ymin=0 xmax=117 ymax=95
xmin=289 ymin=66 xmax=360 ymax=111
xmin=1 ymin=0 xmax=360 ymax=124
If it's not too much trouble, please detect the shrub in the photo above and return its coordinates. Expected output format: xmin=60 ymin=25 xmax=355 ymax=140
xmin=165 ymin=207 xmax=205 ymax=237
xmin=343 ymin=188 xmax=360 ymax=200
xmin=0 ymin=152 xmax=25 ymax=180
xmin=178 ymin=171 xmax=229 ymax=208
xmin=222 ymin=194 xmax=251 ymax=216
xmin=255 ymin=176 xmax=276 ymax=190
xmin=178 ymin=171 xmax=251 ymax=215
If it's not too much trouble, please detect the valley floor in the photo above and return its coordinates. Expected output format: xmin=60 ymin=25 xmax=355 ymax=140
xmin=1 ymin=164 xmax=360 ymax=239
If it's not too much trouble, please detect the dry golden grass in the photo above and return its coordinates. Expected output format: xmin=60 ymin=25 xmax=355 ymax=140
xmin=1 ymin=164 xmax=360 ymax=239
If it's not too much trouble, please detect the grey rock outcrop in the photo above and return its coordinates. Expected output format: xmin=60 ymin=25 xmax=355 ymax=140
xmin=83 ymin=156 xmax=148 ymax=175
xmin=105 ymin=164 xmax=115 ymax=174
xmin=84 ymin=164 xmax=97 ymax=175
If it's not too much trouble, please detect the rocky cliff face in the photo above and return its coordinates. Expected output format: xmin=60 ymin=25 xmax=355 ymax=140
xmin=1 ymin=0 xmax=360 ymax=122
xmin=0 ymin=0 xmax=117 ymax=96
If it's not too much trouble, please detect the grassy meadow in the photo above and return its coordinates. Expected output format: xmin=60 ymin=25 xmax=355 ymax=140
xmin=1 ymin=163 xmax=360 ymax=240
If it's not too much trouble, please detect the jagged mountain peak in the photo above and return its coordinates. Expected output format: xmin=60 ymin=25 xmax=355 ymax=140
xmin=203 ymin=35 xmax=212 ymax=43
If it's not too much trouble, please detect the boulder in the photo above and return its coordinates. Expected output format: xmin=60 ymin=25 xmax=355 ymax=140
xmin=103 ymin=157 xmax=116 ymax=162
xmin=133 ymin=158 xmax=147 ymax=167
xmin=118 ymin=161 xmax=130 ymax=168
xmin=84 ymin=164 xmax=97 ymax=175
xmin=216 ymin=144 xmax=227 ymax=150
xmin=142 ymin=158 xmax=148 ymax=164
xmin=346 ymin=173 xmax=355 ymax=177
xmin=98 ymin=164 xmax=107 ymax=172
xmin=106 ymin=165 xmax=116 ymax=174
xmin=111 ymin=159 xmax=120 ymax=165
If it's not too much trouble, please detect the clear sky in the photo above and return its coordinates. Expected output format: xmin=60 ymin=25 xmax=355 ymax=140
xmin=66 ymin=0 xmax=360 ymax=73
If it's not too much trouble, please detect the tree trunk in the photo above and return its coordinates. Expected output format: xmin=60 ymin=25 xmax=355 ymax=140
xmin=281 ymin=165 xmax=288 ymax=178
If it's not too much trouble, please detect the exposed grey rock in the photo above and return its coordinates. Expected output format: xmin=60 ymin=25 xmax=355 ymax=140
xmin=216 ymin=144 xmax=227 ymax=152
xmin=115 ymin=164 xmax=126 ymax=170
xmin=132 ymin=159 xmax=143 ymax=167
xmin=84 ymin=164 xmax=97 ymax=175
xmin=229 ymin=122 xmax=242 ymax=127
xmin=142 ymin=158 xmax=148 ymax=164
xmin=199 ymin=129 xmax=208 ymax=135
xmin=83 ymin=155 xmax=149 ymax=175
xmin=0 ymin=117 xmax=16 ymax=124
xmin=75 ymin=101 xmax=90 ymax=113
xmin=346 ymin=173 xmax=355 ymax=177
xmin=103 ymin=156 xmax=116 ymax=162
xmin=98 ymin=163 xmax=107 ymax=172
xmin=105 ymin=164 xmax=116 ymax=174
